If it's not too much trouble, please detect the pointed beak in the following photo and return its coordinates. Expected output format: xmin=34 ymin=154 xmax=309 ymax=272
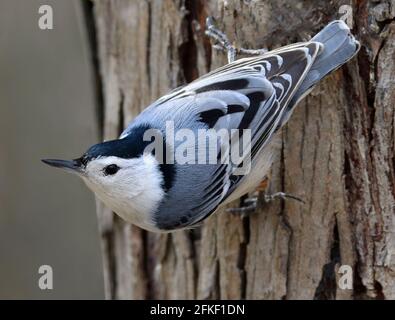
xmin=41 ymin=158 xmax=84 ymax=174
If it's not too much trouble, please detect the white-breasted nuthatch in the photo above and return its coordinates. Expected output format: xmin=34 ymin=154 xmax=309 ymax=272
xmin=43 ymin=20 xmax=360 ymax=232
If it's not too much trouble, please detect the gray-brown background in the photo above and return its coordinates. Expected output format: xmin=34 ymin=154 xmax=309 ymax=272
xmin=0 ymin=0 xmax=104 ymax=299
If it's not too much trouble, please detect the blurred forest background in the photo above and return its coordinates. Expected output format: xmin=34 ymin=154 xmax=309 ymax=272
xmin=0 ymin=0 xmax=394 ymax=300
xmin=0 ymin=0 xmax=103 ymax=299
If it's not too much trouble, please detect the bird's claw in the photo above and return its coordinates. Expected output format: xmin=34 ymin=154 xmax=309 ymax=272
xmin=264 ymin=192 xmax=305 ymax=204
xmin=205 ymin=16 xmax=267 ymax=63
xmin=226 ymin=192 xmax=304 ymax=215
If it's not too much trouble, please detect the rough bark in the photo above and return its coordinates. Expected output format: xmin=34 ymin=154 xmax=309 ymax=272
xmin=91 ymin=0 xmax=395 ymax=299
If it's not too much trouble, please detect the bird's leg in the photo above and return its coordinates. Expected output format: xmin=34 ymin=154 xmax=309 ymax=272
xmin=226 ymin=178 xmax=267 ymax=215
xmin=226 ymin=194 xmax=260 ymax=215
xmin=237 ymin=47 xmax=268 ymax=56
xmin=226 ymin=178 xmax=304 ymax=215
xmin=263 ymin=192 xmax=305 ymax=204
xmin=205 ymin=16 xmax=236 ymax=63
xmin=205 ymin=16 xmax=268 ymax=64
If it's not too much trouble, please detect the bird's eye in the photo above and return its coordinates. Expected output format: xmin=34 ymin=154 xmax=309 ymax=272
xmin=103 ymin=164 xmax=120 ymax=176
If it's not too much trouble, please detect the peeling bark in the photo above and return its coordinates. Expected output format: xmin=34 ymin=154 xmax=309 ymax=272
xmin=91 ymin=0 xmax=395 ymax=299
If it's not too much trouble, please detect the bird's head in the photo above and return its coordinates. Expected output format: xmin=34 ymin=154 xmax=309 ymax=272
xmin=42 ymin=130 xmax=168 ymax=231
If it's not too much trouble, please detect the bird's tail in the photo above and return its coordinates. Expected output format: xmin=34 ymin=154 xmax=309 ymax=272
xmin=292 ymin=20 xmax=360 ymax=105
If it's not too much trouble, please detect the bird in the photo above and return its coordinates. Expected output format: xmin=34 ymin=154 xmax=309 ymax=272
xmin=43 ymin=19 xmax=360 ymax=232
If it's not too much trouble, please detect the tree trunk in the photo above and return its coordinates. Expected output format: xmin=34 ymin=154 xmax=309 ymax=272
xmin=90 ymin=0 xmax=395 ymax=299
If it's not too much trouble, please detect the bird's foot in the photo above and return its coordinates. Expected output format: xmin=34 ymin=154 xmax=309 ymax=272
xmin=263 ymin=192 xmax=305 ymax=204
xmin=205 ymin=16 xmax=268 ymax=64
xmin=227 ymin=196 xmax=259 ymax=215
xmin=226 ymin=191 xmax=304 ymax=215
xmin=205 ymin=16 xmax=236 ymax=63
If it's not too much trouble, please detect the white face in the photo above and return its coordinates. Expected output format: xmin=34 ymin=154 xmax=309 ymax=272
xmin=80 ymin=153 xmax=165 ymax=231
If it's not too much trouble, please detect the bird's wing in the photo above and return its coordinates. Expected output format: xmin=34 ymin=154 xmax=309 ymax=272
xmin=123 ymin=42 xmax=322 ymax=229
